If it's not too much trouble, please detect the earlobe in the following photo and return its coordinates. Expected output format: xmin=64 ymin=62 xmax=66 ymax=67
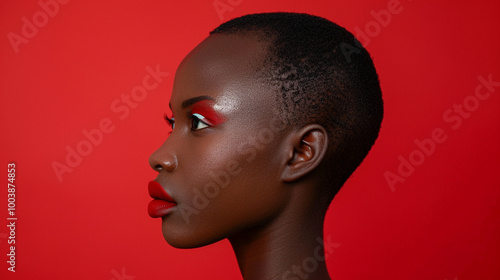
xmin=281 ymin=124 xmax=328 ymax=182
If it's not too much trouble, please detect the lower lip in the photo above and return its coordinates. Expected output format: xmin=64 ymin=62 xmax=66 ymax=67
xmin=148 ymin=200 xmax=176 ymax=218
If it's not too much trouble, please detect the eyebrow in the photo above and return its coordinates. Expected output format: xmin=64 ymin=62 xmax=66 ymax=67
xmin=182 ymin=95 xmax=215 ymax=109
xmin=169 ymin=95 xmax=215 ymax=110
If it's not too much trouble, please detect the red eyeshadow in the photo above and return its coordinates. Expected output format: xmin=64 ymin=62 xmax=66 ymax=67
xmin=190 ymin=100 xmax=226 ymax=126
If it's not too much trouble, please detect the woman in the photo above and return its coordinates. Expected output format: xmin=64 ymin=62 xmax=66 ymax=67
xmin=148 ymin=12 xmax=383 ymax=280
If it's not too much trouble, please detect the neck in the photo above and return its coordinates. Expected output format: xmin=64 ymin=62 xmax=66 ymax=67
xmin=228 ymin=199 xmax=333 ymax=280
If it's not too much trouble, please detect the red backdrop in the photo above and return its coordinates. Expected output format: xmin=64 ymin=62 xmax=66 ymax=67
xmin=1 ymin=0 xmax=499 ymax=279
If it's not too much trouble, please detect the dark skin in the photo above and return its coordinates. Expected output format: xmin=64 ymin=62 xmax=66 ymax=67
xmin=149 ymin=34 xmax=332 ymax=280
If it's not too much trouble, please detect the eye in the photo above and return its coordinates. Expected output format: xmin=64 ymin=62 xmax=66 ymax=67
xmin=191 ymin=113 xmax=210 ymax=131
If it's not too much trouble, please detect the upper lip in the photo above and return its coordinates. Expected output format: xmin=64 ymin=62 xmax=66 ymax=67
xmin=148 ymin=181 xmax=176 ymax=203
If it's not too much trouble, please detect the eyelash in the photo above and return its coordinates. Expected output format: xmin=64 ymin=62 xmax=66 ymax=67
xmin=163 ymin=113 xmax=210 ymax=131
xmin=164 ymin=114 xmax=175 ymax=130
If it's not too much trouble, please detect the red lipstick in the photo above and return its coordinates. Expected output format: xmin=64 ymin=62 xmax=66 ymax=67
xmin=191 ymin=100 xmax=226 ymax=126
xmin=148 ymin=181 xmax=177 ymax=218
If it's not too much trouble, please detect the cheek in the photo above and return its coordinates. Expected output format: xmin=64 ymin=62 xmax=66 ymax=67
xmin=160 ymin=139 xmax=252 ymax=247
xmin=179 ymin=137 xmax=235 ymax=185
xmin=163 ymin=128 xmax=289 ymax=245
xmin=224 ymin=149 xmax=288 ymax=221
xmin=168 ymin=135 xmax=247 ymax=215
xmin=196 ymin=138 xmax=288 ymax=232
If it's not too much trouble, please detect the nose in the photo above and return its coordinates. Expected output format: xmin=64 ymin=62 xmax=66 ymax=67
xmin=149 ymin=141 xmax=177 ymax=173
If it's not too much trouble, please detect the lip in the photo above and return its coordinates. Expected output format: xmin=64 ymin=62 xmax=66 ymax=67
xmin=148 ymin=181 xmax=177 ymax=218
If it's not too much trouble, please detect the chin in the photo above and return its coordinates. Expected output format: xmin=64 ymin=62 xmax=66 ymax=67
xmin=161 ymin=220 xmax=225 ymax=249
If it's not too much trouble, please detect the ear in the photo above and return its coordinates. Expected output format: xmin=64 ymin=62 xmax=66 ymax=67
xmin=281 ymin=124 xmax=328 ymax=182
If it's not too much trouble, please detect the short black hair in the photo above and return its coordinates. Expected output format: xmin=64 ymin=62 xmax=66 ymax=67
xmin=211 ymin=12 xmax=383 ymax=201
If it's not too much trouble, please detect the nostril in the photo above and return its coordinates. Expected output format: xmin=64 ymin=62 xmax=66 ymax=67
xmin=154 ymin=164 xmax=163 ymax=172
xmin=149 ymin=150 xmax=177 ymax=173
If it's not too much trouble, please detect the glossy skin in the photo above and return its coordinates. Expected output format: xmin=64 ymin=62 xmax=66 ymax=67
xmin=149 ymin=34 xmax=331 ymax=280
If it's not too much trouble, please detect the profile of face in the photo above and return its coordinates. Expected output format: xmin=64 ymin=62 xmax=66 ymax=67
xmin=148 ymin=34 xmax=294 ymax=248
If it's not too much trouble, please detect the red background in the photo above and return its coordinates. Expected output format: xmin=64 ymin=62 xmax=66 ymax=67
xmin=1 ymin=0 xmax=499 ymax=279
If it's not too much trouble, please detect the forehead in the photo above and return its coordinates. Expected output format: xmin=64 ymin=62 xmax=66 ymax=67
xmin=170 ymin=34 xmax=271 ymax=111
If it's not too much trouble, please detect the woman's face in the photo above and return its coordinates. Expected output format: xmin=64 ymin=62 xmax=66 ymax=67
xmin=148 ymin=34 xmax=292 ymax=248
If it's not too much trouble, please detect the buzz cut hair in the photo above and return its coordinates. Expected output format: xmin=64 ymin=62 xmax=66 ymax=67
xmin=210 ymin=12 xmax=384 ymax=201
